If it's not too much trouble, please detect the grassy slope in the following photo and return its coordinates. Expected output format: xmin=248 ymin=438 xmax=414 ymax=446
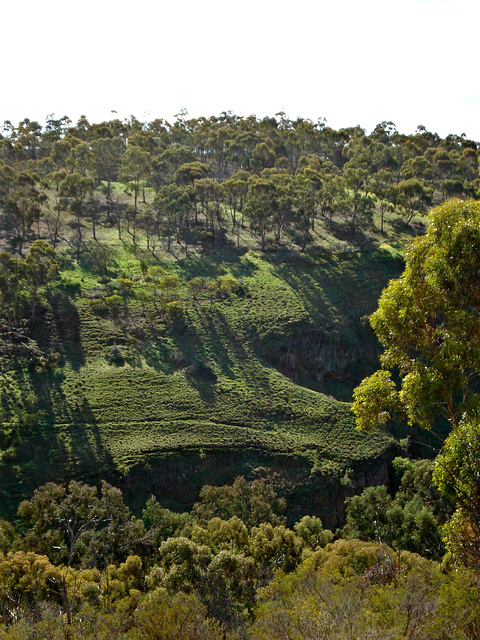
xmin=0 ymin=204 xmax=417 ymax=520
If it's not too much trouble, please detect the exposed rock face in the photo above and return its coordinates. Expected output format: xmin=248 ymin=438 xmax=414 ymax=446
xmin=120 ymin=447 xmax=398 ymax=530
xmin=257 ymin=323 xmax=380 ymax=394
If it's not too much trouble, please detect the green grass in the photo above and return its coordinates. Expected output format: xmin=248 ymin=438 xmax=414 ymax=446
xmin=0 ymin=201 xmax=417 ymax=519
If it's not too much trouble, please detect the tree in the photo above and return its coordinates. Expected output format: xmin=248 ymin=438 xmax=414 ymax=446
xmin=371 ymin=169 xmax=394 ymax=232
xmin=133 ymin=589 xmax=225 ymax=640
xmin=0 ymin=551 xmax=61 ymax=627
xmin=92 ymin=136 xmax=124 ymax=201
xmin=344 ymin=482 xmax=444 ymax=559
xmin=433 ymin=412 xmax=480 ymax=569
xmin=119 ymin=145 xmax=151 ymax=210
xmin=244 ymin=177 xmax=278 ymax=250
xmin=352 ymin=199 xmax=480 ymax=568
xmin=153 ymin=184 xmax=195 ymax=253
xmin=24 ymin=240 xmax=59 ymax=322
xmin=0 ymin=169 xmax=46 ymax=255
xmin=394 ymin=177 xmax=433 ymax=224
xmin=59 ymin=172 xmax=94 ymax=262
xmin=0 ymin=251 xmax=26 ymax=328
xmin=192 ymin=476 xmax=285 ymax=529
xmin=172 ymin=161 xmax=211 ymax=187
xmin=352 ymin=199 xmax=480 ymax=434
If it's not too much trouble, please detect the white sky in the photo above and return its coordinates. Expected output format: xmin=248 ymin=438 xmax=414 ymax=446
xmin=2 ymin=0 xmax=479 ymax=140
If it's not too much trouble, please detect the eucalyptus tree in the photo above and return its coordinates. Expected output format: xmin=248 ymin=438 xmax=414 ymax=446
xmin=194 ymin=177 xmax=222 ymax=233
xmin=352 ymin=199 xmax=480 ymax=568
xmin=0 ymin=250 xmax=26 ymax=328
xmin=395 ymin=177 xmax=433 ymax=224
xmin=172 ymin=160 xmax=211 ymax=186
xmin=24 ymin=240 xmax=59 ymax=322
xmin=59 ymin=172 xmax=94 ymax=261
xmin=294 ymin=165 xmax=322 ymax=248
xmin=244 ymin=176 xmax=278 ymax=250
xmin=343 ymin=165 xmax=375 ymax=234
xmin=0 ymin=168 xmax=46 ymax=254
xmin=92 ymin=136 xmax=125 ymax=201
xmin=14 ymin=119 xmax=43 ymax=161
xmin=149 ymin=145 xmax=196 ymax=191
xmin=371 ymin=169 xmax=395 ymax=232
xmin=41 ymin=115 xmax=71 ymax=157
xmin=222 ymin=170 xmax=249 ymax=232
xmin=268 ymin=171 xmax=295 ymax=243
xmin=153 ymin=183 xmax=195 ymax=253
xmin=65 ymin=140 xmax=95 ymax=176
xmin=250 ymin=141 xmax=276 ymax=173
xmin=119 ymin=144 xmax=151 ymax=210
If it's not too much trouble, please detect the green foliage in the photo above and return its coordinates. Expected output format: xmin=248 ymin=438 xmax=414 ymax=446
xmin=433 ymin=413 xmax=480 ymax=569
xmin=352 ymin=370 xmax=400 ymax=432
xmin=192 ymin=476 xmax=285 ymax=529
xmin=251 ymin=542 xmax=480 ymax=640
xmin=344 ymin=458 xmax=449 ymax=559
xmin=164 ymin=300 xmax=186 ymax=326
xmin=0 ymin=551 xmax=61 ymax=626
xmin=142 ymin=497 xmax=191 ymax=547
xmin=1 ymin=112 xmax=475 ymax=538
xmin=251 ymin=523 xmax=304 ymax=573
xmin=17 ymin=481 xmax=143 ymax=568
xmin=133 ymin=589 xmax=225 ymax=640
xmin=351 ymin=198 xmax=480 ymax=568
xmin=293 ymin=515 xmax=334 ymax=549
xmin=353 ymin=199 xmax=480 ymax=432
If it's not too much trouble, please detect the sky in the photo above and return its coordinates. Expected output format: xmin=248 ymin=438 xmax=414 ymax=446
xmin=2 ymin=0 xmax=479 ymax=140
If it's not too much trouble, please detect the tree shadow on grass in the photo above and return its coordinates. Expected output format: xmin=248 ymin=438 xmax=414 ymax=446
xmin=0 ymin=369 xmax=115 ymax=519
xmin=178 ymin=245 xmax=256 ymax=281
xmin=33 ymin=289 xmax=86 ymax=371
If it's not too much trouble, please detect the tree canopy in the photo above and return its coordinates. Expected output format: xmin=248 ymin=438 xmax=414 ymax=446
xmin=352 ymin=198 xmax=480 ymax=433
xmin=352 ymin=198 xmax=480 ymax=568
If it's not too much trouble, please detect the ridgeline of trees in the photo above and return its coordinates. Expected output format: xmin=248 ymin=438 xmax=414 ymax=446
xmin=0 ymin=112 xmax=478 ymax=366
xmin=0 ymin=113 xmax=478 ymax=261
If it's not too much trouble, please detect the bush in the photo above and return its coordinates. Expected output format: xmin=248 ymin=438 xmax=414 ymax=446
xmin=88 ymin=298 xmax=108 ymax=316
xmin=165 ymin=301 xmax=186 ymax=327
xmin=107 ymin=344 xmax=125 ymax=366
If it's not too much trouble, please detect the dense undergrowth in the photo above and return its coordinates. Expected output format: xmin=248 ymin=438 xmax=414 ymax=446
xmin=0 ymin=470 xmax=470 ymax=639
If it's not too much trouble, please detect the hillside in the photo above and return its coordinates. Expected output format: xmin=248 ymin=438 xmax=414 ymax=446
xmin=0 ymin=114 xmax=477 ymax=524
xmin=0 ymin=223 xmax=409 ymax=525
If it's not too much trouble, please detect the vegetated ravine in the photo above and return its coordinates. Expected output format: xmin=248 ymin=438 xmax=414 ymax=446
xmin=0 ymin=243 xmax=407 ymax=527
xmin=1 ymin=112 xmax=475 ymax=525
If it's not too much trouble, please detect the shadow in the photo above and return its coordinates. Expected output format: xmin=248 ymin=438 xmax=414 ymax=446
xmin=256 ymin=248 xmax=406 ymax=397
xmin=178 ymin=245 xmax=254 ymax=280
xmin=78 ymin=242 xmax=120 ymax=278
xmin=0 ymin=364 xmax=115 ymax=519
xmin=36 ymin=289 xmax=86 ymax=371
xmin=323 ymin=218 xmax=376 ymax=250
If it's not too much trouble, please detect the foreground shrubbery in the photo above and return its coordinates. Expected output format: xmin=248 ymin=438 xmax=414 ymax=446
xmin=1 ymin=541 xmax=479 ymax=639
xmin=0 ymin=473 xmax=475 ymax=638
xmin=251 ymin=540 xmax=480 ymax=640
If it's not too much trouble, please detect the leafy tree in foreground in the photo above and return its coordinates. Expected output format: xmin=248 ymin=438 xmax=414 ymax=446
xmin=434 ymin=412 xmax=480 ymax=570
xmin=352 ymin=198 xmax=480 ymax=567
xmin=352 ymin=199 xmax=480 ymax=433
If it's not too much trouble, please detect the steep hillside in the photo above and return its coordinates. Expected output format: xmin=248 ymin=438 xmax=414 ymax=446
xmin=0 ymin=237 xmax=407 ymax=525
xmin=2 ymin=112 xmax=471 ymax=523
